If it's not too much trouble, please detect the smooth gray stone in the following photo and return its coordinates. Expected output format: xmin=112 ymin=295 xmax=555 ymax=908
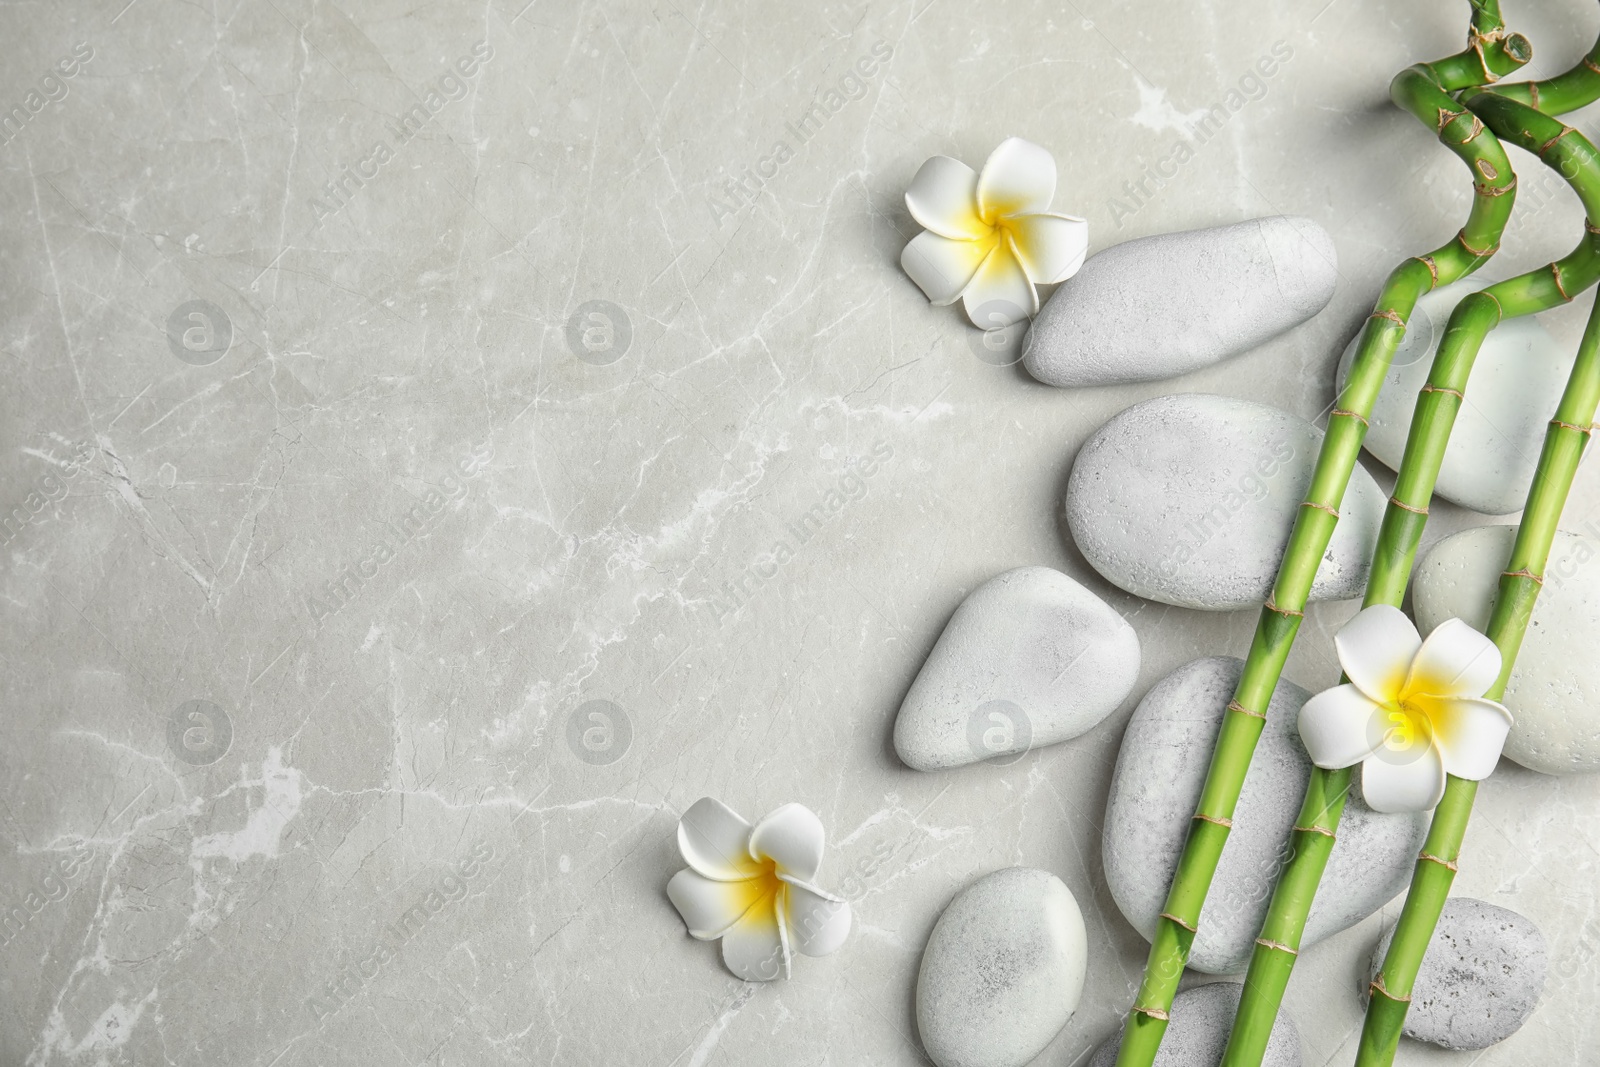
xmin=916 ymin=867 xmax=1088 ymax=1067
xmin=1104 ymin=656 xmax=1430 ymax=974
xmin=1414 ymin=524 xmax=1600 ymax=775
xmin=1364 ymin=897 xmax=1547 ymax=1050
xmin=1023 ymin=215 xmax=1336 ymax=387
xmin=894 ymin=566 xmax=1140 ymax=771
xmin=1065 ymin=393 xmax=1385 ymax=611
xmin=1087 ymin=982 xmax=1300 ymax=1067
xmin=1336 ymin=277 xmax=1574 ymax=514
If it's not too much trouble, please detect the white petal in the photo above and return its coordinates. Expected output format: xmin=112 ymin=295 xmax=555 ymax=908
xmin=901 ymin=229 xmax=995 ymax=306
xmin=976 ymin=137 xmax=1056 ymax=220
xmin=781 ymin=877 xmax=852 ymax=957
xmin=1427 ymin=695 xmax=1513 ymax=780
xmin=904 ymin=155 xmax=988 ymax=240
xmin=678 ymin=797 xmax=760 ymax=881
xmin=720 ymin=896 xmax=788 ymax=982
xmin=1405 ymin=618 xmax=1503 ymax=699
xmin=1335 ymin=604 xmax=1421 ymax=705
xmin=748 ymin=803 xmax=825 ymax=881
xmin=961 ymin=243 xmax=1039 ymax=329
xmin=1298 ymin=683 xmax=1384 ymax=769
xmin=1006 ymin=212 xmax=1088 ymax=284
xmin=1360 ymin=744 xmax=1447 ymax=813
xmin=667 ymin=868 xmax=762 ymax=939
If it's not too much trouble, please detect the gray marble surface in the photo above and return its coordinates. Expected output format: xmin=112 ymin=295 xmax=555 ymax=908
xmin=4 ymin=1 xmax=1600 ymax=1065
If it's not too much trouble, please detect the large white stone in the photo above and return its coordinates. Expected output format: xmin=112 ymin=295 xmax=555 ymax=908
xmin=1086 ymin=982 xmax=1301 ymax=1067
xmin=1065 ymin=393 xmax=1385 ymax=611
xmin=1414 ymin=523 xmax=1600 ymax=774
xmin=916 ymin=867 xmax=1088 ymax=1067
xmin=1022 ymin=216 xmax=1336 ymax=387
xmin=1104 ymin=656 xmax=1430 ymax=974
xmin=894 ymin=566 xmax=1141 ymax=771
xmin=1335 ymin=277 xmax=1576 ymax=515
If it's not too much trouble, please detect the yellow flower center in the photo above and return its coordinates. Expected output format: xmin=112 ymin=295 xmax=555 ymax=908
xmin=729 ymin=856 xmax=784 ymax=916
xmin=1379 ymin=699 xmax=1434 ymax=754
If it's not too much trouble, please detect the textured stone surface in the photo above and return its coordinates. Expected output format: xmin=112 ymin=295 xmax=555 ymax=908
xmin=1336 ymin=277 xmax=1573 ymax=515
xmin=6 ymin=2 xmax=1600 ymax=1064
xmin=1023 ymin=216 xmax=1336 ymax=387
xmin=1104 ymin=657 xmax=1429 ymax=973
xmin=916 ymin=868 xmax=1088 ymax=1067
xmin=1415 ymin=524 xmax=1600 ymax=775
xmin=1087 ymin=982 xmax=1301 ymax=1067
xmin=893 ymin=566 xmax=1140 ymax=770
xmin=1365 ymin=898 xmax=1547 ymax=1051
xmin=1065 ymin=394 xmax=1385 ymax=610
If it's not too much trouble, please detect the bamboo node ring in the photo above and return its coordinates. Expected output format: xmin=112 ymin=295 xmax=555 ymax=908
xmin=1331 ymin=407 xmax=1370 ymax=426
xmin=1226 ymin=700 xmax=1266 ymax=721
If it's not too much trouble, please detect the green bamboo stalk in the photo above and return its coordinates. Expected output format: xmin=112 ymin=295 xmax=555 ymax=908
xmin=1349 ymin=87 xmax=1600 ymax=1067
xmin=1356 ymin=276 xmax=1600 ymax=1067
xmin=1109 ymin=17 xmax=1529 ymax=1066
xmin=1220 ymin=75 xmax=1600 ymax=1067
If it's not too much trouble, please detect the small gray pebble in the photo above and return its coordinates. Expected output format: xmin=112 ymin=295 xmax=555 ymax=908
xmin=894 ymin=566 xmax=1140 ymax=771
xmin=1364 ymin=897 xmax=1547 ymax=1050
xmin=916 ymin=868 xmax=1088 ymax=1067
xmin=1104 ymin=656 xmax=1429 ymax=973
xmin=1064 ymin=393 xmax=1384 ymax=611
xmin=1023 ymin=215 xmax=1335 ymax=388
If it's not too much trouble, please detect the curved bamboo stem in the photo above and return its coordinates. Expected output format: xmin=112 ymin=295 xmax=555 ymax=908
xmin=1350 ymin=86 xmax=1600 ymax=1067
xmin=1108 ymin=14 xmax=1529 ymax=1066
xmin=1219 ymin=73 xmax=1600 ymax=1067
xmin=1209 ymin=77 xmax=1600 ymax=1067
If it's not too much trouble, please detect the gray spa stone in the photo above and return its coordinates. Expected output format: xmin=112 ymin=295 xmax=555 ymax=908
xmin=1065 ymin=393 xmax=1385 ymax=611
xmin=1087 ymin=982 xmax=1301 ymax=1067
xmin=1336 ymin=277 xmax=1573 ymax=515
xmin=893 ymin=566 xmax=1140 ymax=771
xmin=1364 ymin=897 xmax=1547 ymax=1050
xmin=1023 ymin=215 xmax=1336 ymax=387
xmin=1104 ymin=656 xmax=1430 ymax=974
xmin=916 ymin=867 xmax=1089 ymax=1067
xmin=1415 ymin=524 xmax=1600 ymax=775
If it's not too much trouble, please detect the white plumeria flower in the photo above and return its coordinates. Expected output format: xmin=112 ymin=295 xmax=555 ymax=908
xmin=666 ymin=797 xmax=851 ymax=982
xmin=900 ymin=136 xmax=1089 ymax=329
xmin=1298 ymin=604 xmax=1514 ymax=814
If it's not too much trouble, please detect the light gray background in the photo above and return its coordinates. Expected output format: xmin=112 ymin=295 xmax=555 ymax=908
xmin=4 ymin=1 xmax=1599 ymax=1064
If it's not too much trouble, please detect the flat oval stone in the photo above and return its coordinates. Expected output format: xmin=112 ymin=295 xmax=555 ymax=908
xmin=1335 ymin=277 xmax=1573 ymax=514
xmin=1365 ymin=898 xmax=1547 ymax=1050
xmin=1087 ymin=982 xmax=1301 ymax=1067
xmin=1065 ymin=393 xmax=1385 ymax=611
xmin=1414 ymin=523 xmax=1600 ymax=774
xmin=916 ymin=867 xmax=1088 ymax=1067
xmin=1023 ymin=216 xmax=1336 ymax=387
xmin=1104 ymin=656 xmax=1430 ymax=974
xmin=894 ymin=566 xmax=1141 ymax=771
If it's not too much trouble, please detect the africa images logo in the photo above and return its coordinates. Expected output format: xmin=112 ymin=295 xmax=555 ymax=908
xmin=706 ymin=41 xmax=893 ymax=225
xmin=706 ymin=440 xmax=894 ymax=624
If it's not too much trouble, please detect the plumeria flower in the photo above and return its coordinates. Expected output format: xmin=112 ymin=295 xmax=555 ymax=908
xmin=1298 ymin=605 xmax=1514 ymax=814
xmin=900 ymin=136 xmax=1089 ymax=329
xmin=666 ymin=798 xmax=851 ymax=982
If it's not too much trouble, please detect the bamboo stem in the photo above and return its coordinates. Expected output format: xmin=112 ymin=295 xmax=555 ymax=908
xmin=1218 ymin=66 xmax=1600 ymax=1067
xmin=1108 ymin=20 xmax=1530 ymax=1066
